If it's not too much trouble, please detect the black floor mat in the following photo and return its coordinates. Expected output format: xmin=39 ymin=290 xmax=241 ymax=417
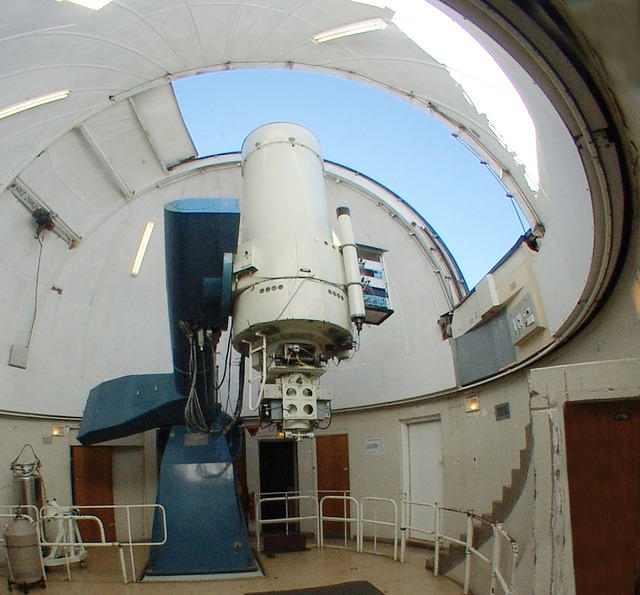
xmin=246 ymin=580 xmax=385 ymax=595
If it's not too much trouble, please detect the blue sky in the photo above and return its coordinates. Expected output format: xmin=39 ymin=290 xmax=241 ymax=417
xmin=173 ymin=68 xmax=527 ymax=288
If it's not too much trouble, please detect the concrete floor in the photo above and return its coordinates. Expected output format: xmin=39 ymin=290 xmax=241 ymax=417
xmin=2 ymin=543 xmax=463 ymax=594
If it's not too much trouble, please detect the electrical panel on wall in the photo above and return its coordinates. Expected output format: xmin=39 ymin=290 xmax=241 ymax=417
xmin=509 ymin=293 xmax=544 ymax=345
xmin=357 ymin=244 xmax=393 ymax=325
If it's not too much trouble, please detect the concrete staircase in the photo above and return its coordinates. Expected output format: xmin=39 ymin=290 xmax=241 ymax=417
xmin=434 ymin=422 xmax=532 ymax=575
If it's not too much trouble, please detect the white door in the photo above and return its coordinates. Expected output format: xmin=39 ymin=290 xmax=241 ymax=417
xmin=404 ymin=418 xmax=443 ymax=540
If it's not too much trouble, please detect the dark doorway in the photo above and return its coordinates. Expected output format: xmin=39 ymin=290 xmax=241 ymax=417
xmin=70 ymin=445 xmax=116 ymax=542
xmin=565 ymin=399 xmax=640 ymax=594
xmin=316 ymin=434 xmax=350 ymax=537
xmin=258 ymin=440 xmax=297 ymax=534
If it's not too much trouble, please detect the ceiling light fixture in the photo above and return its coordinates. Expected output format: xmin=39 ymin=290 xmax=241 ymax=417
xmin=64 ymin=0 xmax=114 ymax=10
xmin=131 ymin=222 xmax=155 ymax=277
xmin=0 ymin=89 xmax=70 ymax=121
xmin=312 ymin=18 xmax=387 ymax=43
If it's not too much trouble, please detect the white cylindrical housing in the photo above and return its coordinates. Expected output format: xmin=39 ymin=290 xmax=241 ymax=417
xmin=336 ymin=206 xmax=366 ymax=324
xmin=232 ymin=123 xmax=353 ymax=360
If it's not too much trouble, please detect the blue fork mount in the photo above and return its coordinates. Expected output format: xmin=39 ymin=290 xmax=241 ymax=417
xmin=77 ymin=374 xmax=185 ymax=445
xmin=145 ymin=424 xmax=258 ymax=576
xmin=164 ymin=198 xmax=240 ymax=398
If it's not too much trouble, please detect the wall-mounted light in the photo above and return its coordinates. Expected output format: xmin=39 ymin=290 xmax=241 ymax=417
xmin=51 ymin=424 xmax=67 ymax=437
xmin=312 ymin=18 xmax=387 ymax=43
xmin=0 ymin=89 xmax=70 ymax=121
xmin=131 ymin=221 xmax=155 ymax=277
xmin=465 ymin=396 xmax=480 ymax=413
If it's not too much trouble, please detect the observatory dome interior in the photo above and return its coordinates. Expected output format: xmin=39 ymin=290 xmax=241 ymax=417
xmin=0 ymin=1 xmax=638 ymax=593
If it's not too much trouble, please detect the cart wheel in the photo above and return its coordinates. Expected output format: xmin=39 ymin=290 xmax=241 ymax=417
xmin=40 ymin=578 xmax=47 ymax=589
xmin=7 ymin=579 xmax=12 ymax=592
xmin=80 ymin=560 xmax=87 ymax=568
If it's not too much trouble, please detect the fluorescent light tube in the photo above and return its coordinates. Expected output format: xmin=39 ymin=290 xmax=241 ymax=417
xmin=131 ymin=222 xmax=155 ymax=277
xmin=66 ymin=0 xmax=113 ymax=9
xmin=312 ymin=18 xmax=387 ymax=43
xmin=0 ymin=89 xmax=70 ymax=121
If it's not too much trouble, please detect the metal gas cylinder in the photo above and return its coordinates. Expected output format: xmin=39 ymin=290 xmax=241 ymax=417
xmin=10 ymin=445 xmax=44 ymax=512
xmin=3 ymin=517 xmax=45 ymax=590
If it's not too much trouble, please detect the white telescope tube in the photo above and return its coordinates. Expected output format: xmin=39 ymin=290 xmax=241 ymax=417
xmin=336 ymin=206 xmax=366 ymax=330
xmin=233 ymin=123 xmax=353 ymax=354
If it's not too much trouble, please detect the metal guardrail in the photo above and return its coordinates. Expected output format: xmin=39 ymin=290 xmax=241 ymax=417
xmin=360 ymin=497 xmax=398 ymax=560
xmin=492 ymin=523 xmax=519 ymax=595
xmin=400 ymin=500 xmax=518 ymax=595
xmin=0 ymin=503 xmax=166 ymax=584
xmin=256 ymin=493 xmax=319 ymax=551
xmin=0 ymin=504 xmax=40 ymax=523
xmin=256 ymin=495 xmax=518 ymax=593
xmin=319 ymin=495 xmax=360 ymax=551
xmin=256 ymin=492 xmax=399 ymax=560
xmin=3 ymin=497 xmax=517 ymax=592
xmin=256 ymin=490 xmax=352 ymax=550
xmin=400 ymin=500 xmax=439 ymax=568
xmin=38 ymin=503 xmax=167 ymax=584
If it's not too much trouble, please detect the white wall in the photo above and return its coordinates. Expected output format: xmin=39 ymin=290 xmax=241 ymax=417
xmin=0 ymin=417 xmax=76 ymax=508
xmin=0 ymin=163 xmax=458 ymax=417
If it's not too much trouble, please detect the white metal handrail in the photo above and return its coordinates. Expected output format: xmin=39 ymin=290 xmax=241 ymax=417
xmin=38 ymin=503 xmax=167 ymax=584
xmin=493 ymin=523 xmax=519 ymax=594
xmin=253 ymin=492 xmax=518 ymax=594
xmin=317 ymin=490 xmax=351 ymax=549
xmin=319 ymin=495 xmax=360 ymax=551
xmin=360 ymin=497 xmax=398 ymax=560
xmin=400 ymin=499 xmax=438 ymax=569
xmin=0 ymin=504 xmax=39 ymax=523
xmin=256 ymin=494 xmax=319 ymax=551
xmin=401 ymin=500 xmax=517 ymax=595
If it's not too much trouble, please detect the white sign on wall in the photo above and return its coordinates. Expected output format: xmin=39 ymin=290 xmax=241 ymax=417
xmin=364 ymin=437 xmax=385 ymax=455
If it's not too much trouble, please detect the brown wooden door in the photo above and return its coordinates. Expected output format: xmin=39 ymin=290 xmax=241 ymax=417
xmin=316 ymin=434 xmax=350 ymax=537
xmin=565 ymin=399 xmax=640 ymax=594
xmin=70 ymin=446 xmax=116 ymax=542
